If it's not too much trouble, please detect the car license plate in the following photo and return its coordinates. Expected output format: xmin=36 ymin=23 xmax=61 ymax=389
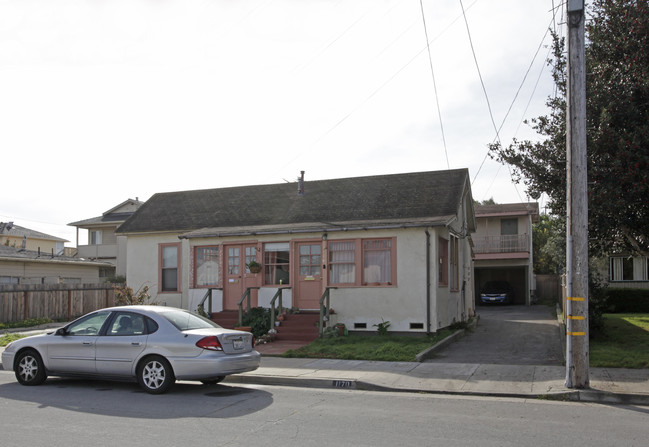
xmin=233 ymin=338 xmax=244 ymax=350
xmin=490 ymin=297 xmax=497 ymax=301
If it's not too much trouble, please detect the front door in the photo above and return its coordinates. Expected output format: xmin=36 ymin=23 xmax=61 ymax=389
xmin=223 ymin=243 xmax=260 ymax=310
xmin=294 ymin=242 xmax=323 ymax=310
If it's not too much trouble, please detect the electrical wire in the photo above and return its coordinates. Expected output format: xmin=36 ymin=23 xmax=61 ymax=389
xmin=419 ymin=0 xmax=450 ymax=169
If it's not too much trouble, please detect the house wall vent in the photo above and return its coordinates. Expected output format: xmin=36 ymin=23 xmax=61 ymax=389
xmin=353 ymin=322 xmax=367 ymax=329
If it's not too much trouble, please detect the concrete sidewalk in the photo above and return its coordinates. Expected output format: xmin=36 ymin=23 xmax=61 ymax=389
xmin=225 ymin=356 xmax=649 ymax=405
xmin=2 ymin=325 xmax=648 ymax=405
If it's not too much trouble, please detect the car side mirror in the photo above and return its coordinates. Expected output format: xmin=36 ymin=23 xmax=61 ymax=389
xmin=55 ymin=328 xmax=68 ymax=336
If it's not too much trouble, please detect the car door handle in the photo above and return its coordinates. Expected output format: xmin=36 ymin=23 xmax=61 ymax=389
xmin=131 ymin=342 xmax=141 ymax=346
xmin=82 ymin=342 xmax=93 ymax=346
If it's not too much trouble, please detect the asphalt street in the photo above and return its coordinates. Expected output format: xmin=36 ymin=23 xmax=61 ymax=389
xmin=1 ymin=376 xmax=648 ymax=446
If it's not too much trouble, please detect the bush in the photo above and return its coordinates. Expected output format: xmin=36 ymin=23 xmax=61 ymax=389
xmin=242 ymin=307 xmax=271 ymax=339
xmin=605 ymin=288 xmax=649 ymax=313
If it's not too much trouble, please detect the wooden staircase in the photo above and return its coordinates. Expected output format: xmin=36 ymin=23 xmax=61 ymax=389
xmin=210 ymin=310 xmax=319 ymax=343
xmin=274 ymin=312 xmax=319 ymax=342
xmin=210 ymin=310 xmax=239 ymax=329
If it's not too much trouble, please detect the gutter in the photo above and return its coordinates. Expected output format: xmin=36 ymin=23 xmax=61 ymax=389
xmin=178 ymin=220 xmax=454 ymax=239
xmin=425 ymin=229 xmax=431 ymax=335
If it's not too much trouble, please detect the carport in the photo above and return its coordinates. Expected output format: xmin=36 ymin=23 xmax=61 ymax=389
xmin=475 ymin=266 xmax=529 ymax=305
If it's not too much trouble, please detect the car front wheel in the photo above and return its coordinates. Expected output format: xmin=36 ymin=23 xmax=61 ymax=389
xmin=15 ymin=350 xmax=47 ymax=386
xmin=137 ymin=356 xmax=175 ymax=394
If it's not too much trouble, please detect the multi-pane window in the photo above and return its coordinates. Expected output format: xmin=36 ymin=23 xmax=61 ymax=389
xmin=450 ymin=235 xmax=459 ymax=291
xmin=244 ymin=246 xmax=257 ymax=273
xmin=438 ymin=237 xmax=448 ymax=286
xmin=264 ymin=242 xmax=290 ymax=285
xmin=328 ymin=238 xmax=395 ymax=287
xmin=195 ymin=246 xmax=219 ymax=287
xmin=363 ymin=239 xmax=391 ymax=284
xmin=228 ymin=247 xmax=240 ymax=275
xmin=329 ymin=241 xmax=356 ymax=284
xmin=299 ymin=244 xmax=321 ymax=276
xmin=610 ymin=256 xmax=649 ymax=281
xmin=160 ymin=243 xmax=180 ymax=292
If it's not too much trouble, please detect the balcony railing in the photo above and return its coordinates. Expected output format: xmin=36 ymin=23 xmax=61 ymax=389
xmin=77 ymin=244 xmax=117 ymax=259
xmin=473 ymin=234 xmax=529 ymax=254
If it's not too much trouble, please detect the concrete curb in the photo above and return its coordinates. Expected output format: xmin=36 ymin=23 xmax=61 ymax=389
xmin=225 ymin=373 xmax=649 ymax=406
xmin=416 ymin=315 xmax=480 ymax=362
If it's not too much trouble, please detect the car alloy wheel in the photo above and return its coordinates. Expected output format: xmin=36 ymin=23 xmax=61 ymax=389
xmin=15 ymin=350 xmax=47 ymax=386
xmin=137 ymin=356 xmax=175 ymax=394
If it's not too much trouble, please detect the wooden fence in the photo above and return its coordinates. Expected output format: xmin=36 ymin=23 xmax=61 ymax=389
xmin=0 ymin=284 xmax=115 ymax=324
xmin=535 ymin=274 xmax=564 ymax=305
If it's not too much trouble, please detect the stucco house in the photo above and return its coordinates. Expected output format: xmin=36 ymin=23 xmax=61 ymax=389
xmin=472 ymin=202 xmax=539 ymax=305
xmin=0 ymin=244 xmax=113 ymax=285
xmin=116 ymin=169 xmax=476 ymax=334
xmin=68 ymin=198 xmax=144 ymax=279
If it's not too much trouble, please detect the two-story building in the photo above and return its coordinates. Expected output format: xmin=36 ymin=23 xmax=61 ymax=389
xmin=472 ymin=202 xmax=539 ymax=305
xmin=68 ymin=198 xmax=144 ymax=279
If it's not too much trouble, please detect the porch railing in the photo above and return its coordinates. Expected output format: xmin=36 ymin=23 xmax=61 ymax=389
xmin=196 ymin=287 xmax=222 ymax=317
xmin=318 ymin=287 xmax=337 ymax=337
xmin=238 ymin=287 xmax=260 ymax=326
xmin=269 ymin=287 xmax=290 ymax=327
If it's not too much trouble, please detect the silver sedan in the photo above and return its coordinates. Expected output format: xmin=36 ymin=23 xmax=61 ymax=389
xmin=1 ymin=305 xmax=260 ymax=394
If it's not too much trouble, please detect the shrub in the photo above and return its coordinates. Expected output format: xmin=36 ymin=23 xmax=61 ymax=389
xmin=242 ymin=307 xmax=271 ymax=339
xmin=113 ymin=284 xmax=151 ymax=306
xmin=605 ymin=288 xmax=649 ymax=313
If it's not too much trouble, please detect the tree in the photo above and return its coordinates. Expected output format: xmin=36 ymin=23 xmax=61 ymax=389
xmin=533 ymin=213 xmax=565 ymax=274
xmin=489 ymin=0 xmax=649 ymax=258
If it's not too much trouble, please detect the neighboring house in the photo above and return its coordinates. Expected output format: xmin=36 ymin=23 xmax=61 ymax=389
xmin=0 ymin=222 xmax=68 ymax=255
xmin=68 ymin=198 xmax=144 ymax=279
xmin=606 ymin=254 xmax=649 ymax=289
xmin=0 ymin=244 xmax=113 ymax=285
xmin=472 ymin=202 xmax=539 ymax=305
xmin=116 ymin=170 xmax=476 ymax=334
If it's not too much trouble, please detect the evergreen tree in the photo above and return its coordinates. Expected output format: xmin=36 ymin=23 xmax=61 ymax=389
xmin=489 ymin=0 xmax=649 ymax=257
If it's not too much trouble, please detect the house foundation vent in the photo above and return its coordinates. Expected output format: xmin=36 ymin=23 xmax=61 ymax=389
xmin=409 ymin=323 xmax=424 ymax=330
xmin=353 ymin=323 xmax=367 ymax=329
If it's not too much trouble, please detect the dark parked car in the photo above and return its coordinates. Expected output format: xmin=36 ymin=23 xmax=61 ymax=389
xmin=480 ymin=281 xmax=514 ymax=304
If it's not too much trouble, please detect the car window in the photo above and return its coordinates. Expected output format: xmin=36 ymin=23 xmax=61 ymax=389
xmin=67 ymin=311 xmax=111 ymax=336
xmin=107 ymin=312 xmax=147 ymax=336
xmin=160 ymin=309 xmax=221 ymax=331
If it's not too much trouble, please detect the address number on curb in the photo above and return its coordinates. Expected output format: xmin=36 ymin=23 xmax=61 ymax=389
xmin=333 ymin=380 xmax=353 ymax=388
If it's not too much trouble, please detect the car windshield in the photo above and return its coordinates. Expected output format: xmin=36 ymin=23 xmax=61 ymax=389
xmin=160 ymin=309 xmax=221 ymax=331
xmin=483 ymin=282 xmax=509 ymax=293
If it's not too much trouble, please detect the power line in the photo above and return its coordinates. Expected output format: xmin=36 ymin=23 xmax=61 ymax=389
xmin=419 ymin=0 xmax=449 ymax=169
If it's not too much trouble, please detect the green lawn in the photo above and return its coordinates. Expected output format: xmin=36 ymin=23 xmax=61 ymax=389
xmin=0 ymin=333 xmax=26 ymax=347
xmin=282 ymin=329 xmax=454 ymax=362
xmin=590 ymin=313 xmax=649 ymax=369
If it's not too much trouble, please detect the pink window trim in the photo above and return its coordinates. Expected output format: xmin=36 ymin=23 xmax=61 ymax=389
xmin=438 ymin=237 xmax=448 ymax=287
xmin=192 ymin=245 xmax=221 ymax=289
xmin=327 ymin=237 xmax=397 ymax=288
xmin=158 ymin=242 xmax=181 ymax=294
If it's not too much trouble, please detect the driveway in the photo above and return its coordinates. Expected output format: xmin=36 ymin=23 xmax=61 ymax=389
xmin=427 ymin=305 xmax=564 ymax=365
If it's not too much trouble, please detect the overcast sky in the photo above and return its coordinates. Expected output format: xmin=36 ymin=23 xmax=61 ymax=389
xmin=1 ymin=0 xmax=563 ymax=246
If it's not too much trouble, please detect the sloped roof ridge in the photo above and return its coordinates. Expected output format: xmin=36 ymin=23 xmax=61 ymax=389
xmin=117 ymin=169 xmax=470 ymax=234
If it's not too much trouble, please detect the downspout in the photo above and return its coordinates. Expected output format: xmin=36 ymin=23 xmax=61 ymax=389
xmin=425 ymin=229 xmax=431 ymax=335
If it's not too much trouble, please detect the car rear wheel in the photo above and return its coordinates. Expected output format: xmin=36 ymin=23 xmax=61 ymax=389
xmin=15 ymin=350 xmax=47 ymax=386
xmin=137 ymin=356 xmax=175 ymax=394
xmin=200 ymin=376 xmax=225 ymax=385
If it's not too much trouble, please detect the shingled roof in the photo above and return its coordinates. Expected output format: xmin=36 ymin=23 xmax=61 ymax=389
xmin=116 ymin=169 xmax=472 ymax=236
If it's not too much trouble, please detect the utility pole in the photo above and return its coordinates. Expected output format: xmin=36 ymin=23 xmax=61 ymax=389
xmin=565 ymin=0 xmax=589 ymax=389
